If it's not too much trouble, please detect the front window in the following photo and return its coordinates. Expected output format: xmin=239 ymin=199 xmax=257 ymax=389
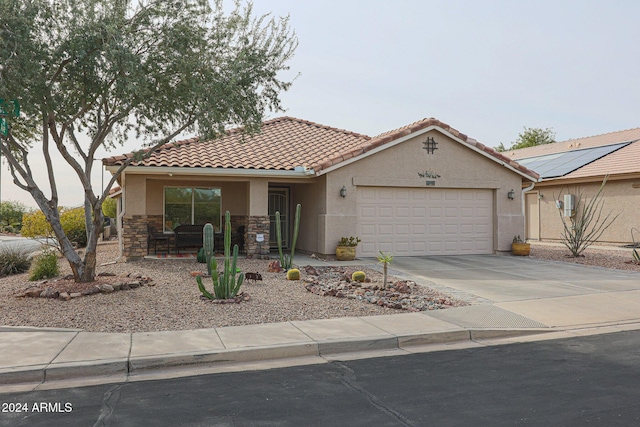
xmin=164 ymin=187 xmax=221 ymax=232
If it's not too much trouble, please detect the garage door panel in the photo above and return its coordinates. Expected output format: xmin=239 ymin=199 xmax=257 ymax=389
xmin=396 ymin=224 xmax=410 ymax=235
xmin=379 ymin=224 xmax=393 ymax=235
xmin=429 ymin=207 xmax=443 ymax=217
xmin=357 ymin=187 xmax=493 ymax=256
xmin=396 ymin=207 xmax=410 ymax=217
xmin=412 ymin=224 xmax=426 ymax=234
xmin=360 ymin=206 xmax=376 ymax=218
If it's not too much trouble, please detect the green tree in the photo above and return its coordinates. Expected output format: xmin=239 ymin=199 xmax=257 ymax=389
xmin=0 ymin=0 xmax=297 ymax=282
xmin=495 ymin=127 xmax=556 ymax=152
xmin=0 ymin=200 xmax=27 ymax=231
xmin=101 ymin=197 xmax=117 ymax=219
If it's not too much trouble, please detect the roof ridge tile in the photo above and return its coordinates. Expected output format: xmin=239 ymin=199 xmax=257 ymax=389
xmin=561 ymin=127 xmax=640 ymax=143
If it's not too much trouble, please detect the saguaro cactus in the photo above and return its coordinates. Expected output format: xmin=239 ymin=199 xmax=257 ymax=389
xmin=203 ymin=223 xmax=214 ymax=275
xmin=275 ymin=204 xmax=301 ymax=270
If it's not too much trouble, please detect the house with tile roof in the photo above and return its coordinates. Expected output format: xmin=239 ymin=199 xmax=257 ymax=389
xmin=507 ymin=128 xmax=640 ymax=245
xmin=103 ymin=116 xmax=539 ymax=259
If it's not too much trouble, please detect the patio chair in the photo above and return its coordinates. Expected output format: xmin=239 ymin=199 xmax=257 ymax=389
xmin=232 ymin=225 xmax=245 ymax=254
xmin=148 ymin=225 xmax=172 ymax=255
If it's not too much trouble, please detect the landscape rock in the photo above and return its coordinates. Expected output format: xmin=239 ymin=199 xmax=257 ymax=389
xmin=24 ymin=287 xmax=42 ymax=298
xmin=82 ymin=287 xmax=100 ymax=296
xmin=303 ymin=265 xmax=319 ymax=276
xmin=40 ymin=288 xmax=59 ymax=299
xmin=392 ymin=281 xmax=411 ymax=294
xmin=304 ymin=266 xmax=465 ymax=312
xmin=59 ymin=292 xmax=71 ymax=301
xmin=98 ymin=284 xmax=114 ymax=293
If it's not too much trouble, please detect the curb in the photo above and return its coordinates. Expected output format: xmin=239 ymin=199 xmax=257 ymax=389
xmin=0 ymin=328 xmax=551 ymax=387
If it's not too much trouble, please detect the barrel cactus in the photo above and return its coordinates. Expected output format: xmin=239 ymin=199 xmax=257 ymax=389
xmin=351 ymin=271 xmax=366 ymax=282
xmin=286 ymin=268 xmax=300 ymax=280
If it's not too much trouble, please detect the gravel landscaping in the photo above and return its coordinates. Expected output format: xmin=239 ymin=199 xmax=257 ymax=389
xmin=0 ymin=241 xmax=466 ymax=333
xmin=1 ymin=239 xmax=638 ymax=333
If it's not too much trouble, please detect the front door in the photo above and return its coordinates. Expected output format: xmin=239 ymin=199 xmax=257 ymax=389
xmin=525 ymin=192 xmax=540 ymax=240
xmin=268 ymin=188 xmax=289 ymax=248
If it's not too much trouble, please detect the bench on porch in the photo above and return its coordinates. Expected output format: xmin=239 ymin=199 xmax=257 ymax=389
xmin=174 ymin=224 xmax=205 ymax=254
xmin=174 ymin=224 xmax=228 ymax=254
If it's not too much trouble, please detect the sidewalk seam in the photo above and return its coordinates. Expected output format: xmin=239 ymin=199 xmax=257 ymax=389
xmin=43 ymin=331 xmax=80 ymax=382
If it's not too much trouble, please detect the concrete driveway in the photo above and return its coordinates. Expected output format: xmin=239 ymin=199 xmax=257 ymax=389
xmin=387 ymin=255 xmax=640 ymax=329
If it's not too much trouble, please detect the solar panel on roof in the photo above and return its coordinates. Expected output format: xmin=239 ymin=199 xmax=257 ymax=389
xmin=516 ymin=141 xmax=631 ymax=179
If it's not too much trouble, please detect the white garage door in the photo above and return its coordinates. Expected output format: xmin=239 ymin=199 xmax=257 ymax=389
xmin=357 ymin=187 xmax=493 ymax=256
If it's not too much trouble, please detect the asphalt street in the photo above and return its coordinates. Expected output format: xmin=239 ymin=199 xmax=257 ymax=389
xmin=2 ymin=330 xmax=640 ymax=426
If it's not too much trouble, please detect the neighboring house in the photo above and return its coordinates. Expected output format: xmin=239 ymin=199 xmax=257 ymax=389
xmin=102 ymin=116 xmax=538 ymax=259
xmin=507 ymin=128 xmax=640 ymax=245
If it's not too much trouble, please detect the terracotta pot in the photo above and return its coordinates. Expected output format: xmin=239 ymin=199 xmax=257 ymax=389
xmin=336 ymin=245 xmax=356 ymax=261
xmin=512 ymin=242 xmax=531 ymax=256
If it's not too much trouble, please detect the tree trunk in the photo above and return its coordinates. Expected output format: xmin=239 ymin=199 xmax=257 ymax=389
xmin=28 ymin=190 xmax=102 ymax=283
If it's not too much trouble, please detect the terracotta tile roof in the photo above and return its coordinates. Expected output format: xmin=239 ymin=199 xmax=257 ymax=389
xmin=102 ymin=116 xmax=538 ymax=180
xmin=103 ymin=117 xmax=372 ymax=171
xmin=507 ymin=127 xmax=640 ymax=180
xmin=509 ymin=127 xmax=640 ymax=160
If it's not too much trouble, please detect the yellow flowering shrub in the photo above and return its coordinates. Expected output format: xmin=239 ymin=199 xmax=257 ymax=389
xmin=21 ymin=206 xmax=87 ymax=247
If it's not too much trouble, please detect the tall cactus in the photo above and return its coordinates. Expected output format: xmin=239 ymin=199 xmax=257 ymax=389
xmin=196 ymin=211 xmax=244 ymax=299
xmin=275 ymin=204 xmax=301 ymax=270
xmin=203 ymin=223 xmax=214 ymax=275
xmin=275 ymin=211 xmax=285 ymax=268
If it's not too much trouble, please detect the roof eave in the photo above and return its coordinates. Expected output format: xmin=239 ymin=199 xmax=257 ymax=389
xmin=105 ymin=165 xmax=316 ymax=178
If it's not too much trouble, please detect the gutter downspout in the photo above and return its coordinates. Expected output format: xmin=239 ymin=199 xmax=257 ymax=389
xmin=522 ymin=181 xmax=536 ymax=240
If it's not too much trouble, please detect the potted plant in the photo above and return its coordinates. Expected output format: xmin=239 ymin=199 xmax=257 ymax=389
xmin=512 ymin=235 xmax=530 ymax=256
xmin=336 ymin=236 xmax=361 ymax=261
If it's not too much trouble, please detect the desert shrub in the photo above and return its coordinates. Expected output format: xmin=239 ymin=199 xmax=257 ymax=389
xmin=29 ymin=249 xmax=59 ymax=281
xmin=0 ymin=246 xmax=31 ymax=276
xmin=22 ymin=206 xmax=87 ymax=247
xmin=0 ymin=200 xmax=28 ymax=232
xmin=61 ymin=207 xmax=87 ymax=247
xmin=102 ymin=197 xmax=117 ymax=219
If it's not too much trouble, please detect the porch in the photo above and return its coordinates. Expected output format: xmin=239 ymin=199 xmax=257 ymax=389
xmin=116 ymin=176 xmax=316 ymax=259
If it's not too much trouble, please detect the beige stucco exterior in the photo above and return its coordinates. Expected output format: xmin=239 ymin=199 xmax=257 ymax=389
xmin=526 ymin=176 xmax=640 ymax=244
xmin=112 ymin=126 xmax=534 ymax=258
xmin=321 ymin=129 xmax=527 ymax=254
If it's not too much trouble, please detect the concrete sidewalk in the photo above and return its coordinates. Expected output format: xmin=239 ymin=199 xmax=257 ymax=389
xmin=2 ymin=253 xmax=640 ymax=393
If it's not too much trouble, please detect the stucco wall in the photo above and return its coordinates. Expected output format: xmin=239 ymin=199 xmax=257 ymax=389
xmin=123 ymin=175 xmax=147 ymax=216
xmin=530 ymin=178 xmax=640 ymax=244
xmin=321 ymin=129 xmax=528 ymax=254
xmin=290 ymin=179 xmax=324 ymax=253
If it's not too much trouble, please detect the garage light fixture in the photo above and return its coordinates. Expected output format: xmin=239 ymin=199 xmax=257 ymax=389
xmin=340 ymin=186 xmax=347 ymax=198
xmin=507 ymin=189 xmax=515 ymax=200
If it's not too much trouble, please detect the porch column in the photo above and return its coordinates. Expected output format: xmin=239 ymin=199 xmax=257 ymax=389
xmin=246 ymin=180 xmax=270 ymax=258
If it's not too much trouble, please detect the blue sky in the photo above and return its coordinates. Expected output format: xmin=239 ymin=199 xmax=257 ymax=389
xmin=3 ymin=0 xmax=639 ymax=207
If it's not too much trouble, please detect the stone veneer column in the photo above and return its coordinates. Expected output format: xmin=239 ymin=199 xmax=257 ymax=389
xmin=245 ymin=215 xmax=270 ymax=258
xmin=122 ymin=215 xmax=149 ymax=259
